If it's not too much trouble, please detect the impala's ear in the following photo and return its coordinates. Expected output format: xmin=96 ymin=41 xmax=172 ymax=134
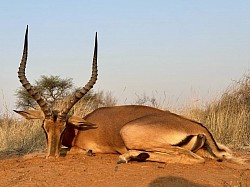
xmin=13 ymin=110 xmax=45 ymax=120
xmin=67 ymin=116 xmax=95 ymax=127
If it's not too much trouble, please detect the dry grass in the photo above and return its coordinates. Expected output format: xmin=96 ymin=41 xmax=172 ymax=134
xmin=0 ymin=115 xmax=46 ymax=153
xmin=184 ymin=75 xmax=250 ymax=149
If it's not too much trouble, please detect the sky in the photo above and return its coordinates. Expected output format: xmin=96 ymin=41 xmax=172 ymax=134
xmin=1 ymin=1 xmax=250 ymax=114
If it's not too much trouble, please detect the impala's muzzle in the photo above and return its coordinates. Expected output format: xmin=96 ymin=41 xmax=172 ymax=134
xmin=43 ymin=114 xmax=67 ymax=158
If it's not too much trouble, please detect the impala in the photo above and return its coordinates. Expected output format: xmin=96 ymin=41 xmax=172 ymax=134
xmin=15 ymin=26 xmax=241 ymax=164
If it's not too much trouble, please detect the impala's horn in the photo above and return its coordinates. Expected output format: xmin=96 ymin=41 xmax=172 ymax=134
xmin=18 ymin=25 xmax=52 ymax=118
xmin=59 ymin=32 xmax=98 ymax=121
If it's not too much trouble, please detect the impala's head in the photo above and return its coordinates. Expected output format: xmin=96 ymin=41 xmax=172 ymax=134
xmin=14 ymin=26 xmax=98 ymax=158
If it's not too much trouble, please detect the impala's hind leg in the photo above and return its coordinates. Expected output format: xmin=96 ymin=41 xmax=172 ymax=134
xmin=118 ymin=147 xmax=205 ymax=164
xmin=178 ymin=134 xmax=206 ymax=153
xmin=190 ymin=134 xmax=206 ymax=152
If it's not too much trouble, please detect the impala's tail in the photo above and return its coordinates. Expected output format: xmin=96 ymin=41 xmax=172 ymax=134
xmin=216 ymin=143 xmax=246 ymax=164
xmin=202 ymin=133 xmax=245 ymax=164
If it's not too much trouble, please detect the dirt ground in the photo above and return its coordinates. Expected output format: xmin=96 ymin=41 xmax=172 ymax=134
xmin=0 ymin=150 xmax=249 ymax=187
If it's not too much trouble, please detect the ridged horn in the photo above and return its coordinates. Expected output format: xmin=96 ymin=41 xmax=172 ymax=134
xmin=59 ymin=32 xmax=98 ymax=120
xmin=18 ymin=25 xmax=52 ymax=119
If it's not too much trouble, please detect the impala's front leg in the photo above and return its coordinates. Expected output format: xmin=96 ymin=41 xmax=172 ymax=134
xmin=118 ymin=150 xmax=149 ymax=164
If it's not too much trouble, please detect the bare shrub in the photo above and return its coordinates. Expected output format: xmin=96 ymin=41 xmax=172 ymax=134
xmin=133 ymin=92 xmax=167 ymax=109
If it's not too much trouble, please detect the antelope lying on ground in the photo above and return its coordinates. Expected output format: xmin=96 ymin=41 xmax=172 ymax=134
xmin=15 ymin=26 xmax=241 ymax=164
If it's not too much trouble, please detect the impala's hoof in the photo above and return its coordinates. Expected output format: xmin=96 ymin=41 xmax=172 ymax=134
xmin=86 ymin=149 xmax=93 ymax=156
xmin=135 ymin=152 xmax=150 ymax=162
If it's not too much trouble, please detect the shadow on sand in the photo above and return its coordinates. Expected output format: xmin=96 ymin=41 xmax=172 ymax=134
xmin=148 ymin=176 xmax=209 ymax=187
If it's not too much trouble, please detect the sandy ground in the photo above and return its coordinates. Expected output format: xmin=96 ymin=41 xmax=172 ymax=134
xmin=0 ymin=150 xmax=249 ymax=187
